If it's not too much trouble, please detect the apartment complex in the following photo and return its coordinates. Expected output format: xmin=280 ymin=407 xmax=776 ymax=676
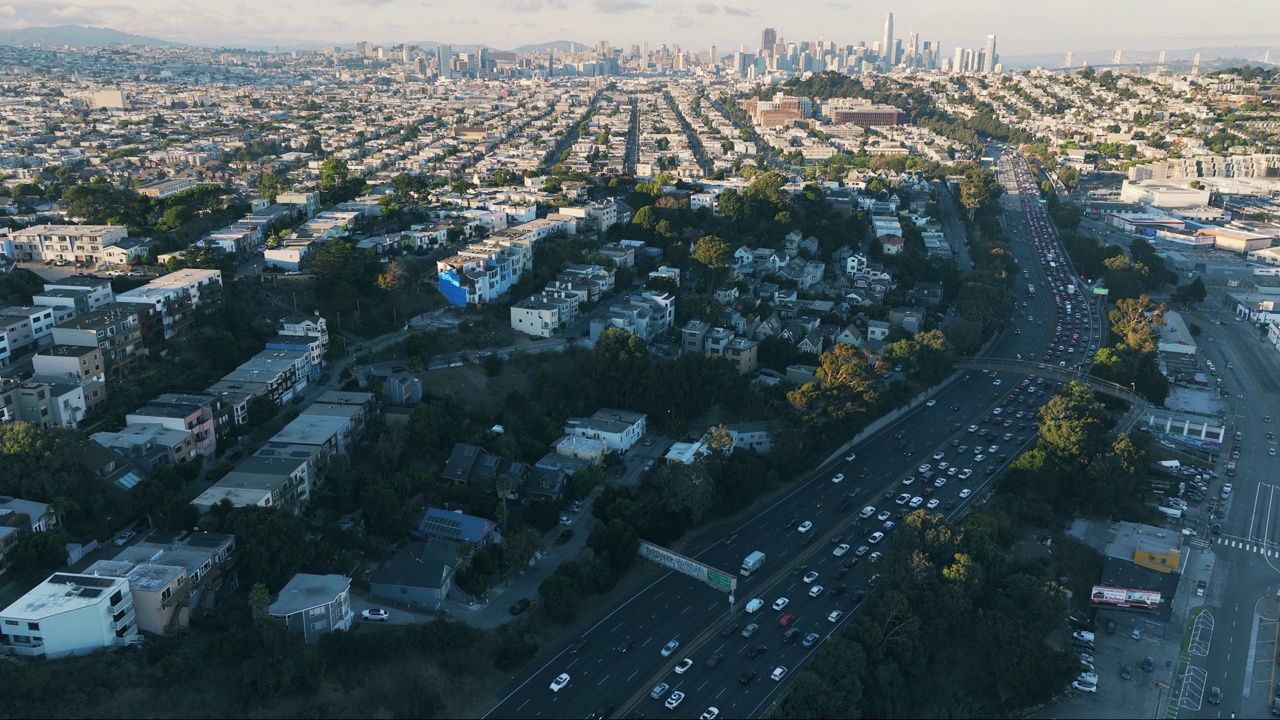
xmin=0 ymin=572 xmax=138 ymax=659
xmin=3 ymin=225 xmax=128 ymax=265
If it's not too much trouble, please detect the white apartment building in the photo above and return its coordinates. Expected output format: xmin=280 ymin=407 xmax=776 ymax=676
xmin=0 ymin=571 xmax=138 ymax=659
xmin=0 ymin=305 xmax=56 ymax=350
xmin=510 ymin=296 xmax=569 ymax=338
xmin=5 ymin=225 xmax=128 ymax=265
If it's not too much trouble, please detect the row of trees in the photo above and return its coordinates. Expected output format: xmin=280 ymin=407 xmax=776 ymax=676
xmin=1092 ymin=295 xmax=1172 ymax=404
xmin=778 ymin=509 xmax=1076 ymax=718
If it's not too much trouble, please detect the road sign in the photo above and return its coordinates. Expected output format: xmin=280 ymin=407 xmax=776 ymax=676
xmin=638 ymin=541 xmax=737 ymax=594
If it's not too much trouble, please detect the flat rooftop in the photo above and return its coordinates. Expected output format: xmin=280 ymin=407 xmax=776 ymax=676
xmin=0 ymin=572 xmax=128 ymax=620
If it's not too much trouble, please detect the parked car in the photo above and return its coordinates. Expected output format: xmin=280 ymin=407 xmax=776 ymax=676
xmin=361 ymin=608 xmax=390 ymax=621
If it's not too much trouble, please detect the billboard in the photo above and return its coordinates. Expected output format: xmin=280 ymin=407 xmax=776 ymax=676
xmin=1092 ymin=287 xmax=1110 ymax=296
xmin=1091 ymin=585 xmax=1162 ymax=609
xmin=638 ymin=541 xmax=737 ymax=593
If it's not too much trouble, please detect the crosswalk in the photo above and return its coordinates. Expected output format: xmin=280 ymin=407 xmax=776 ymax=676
xmin=1212 ymin=537 xmax=1280 ymax=557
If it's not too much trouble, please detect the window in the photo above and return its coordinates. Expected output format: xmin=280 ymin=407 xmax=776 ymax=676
xmin=308 ymin=606 xmax=326 ymax=617
xmin=26 ymin=622 xmax=39 ymax=631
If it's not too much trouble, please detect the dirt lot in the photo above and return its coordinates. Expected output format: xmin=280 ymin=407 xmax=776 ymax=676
xmin=426 ymin=357 xmax=538 ymax=418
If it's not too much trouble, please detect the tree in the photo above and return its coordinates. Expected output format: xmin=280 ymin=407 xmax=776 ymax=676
xmin=789 ymin=344 xmax=885 ymax=421
xmin=538 ymin=573 xmax=583 ymax=624
xmin=218 ymin=506 xmax=314 ymax=592
xmin=256 ymin=173 xmax=290 ymax=202
xmin=7 ymin=530 xmax=67 ymax=578
xmin=1057 ymin=165 xmax=1080 ymax=191
xmin=249 ymin=582 xmax=272 ymax=628
xmin=1171 ymin=277 xmax=1207 ymax=306
xmin=246 ymin=394 xmax=279 ymax=428
xmin=319 ymin=158 xmax=349 ymax=193
xmin=587 ymin=519 xmax=640 ymax=573
xmin=1109 ymin=296 xmax=1166 ymax=353
xmin=716 ymin=187 xmax=744 ymax=218
xmin=656 ymin=462 xmax=715 ymax=522
xmin=691 ymin=235 xmax=731 ymax=290
xmin=450 ymin=178 xmax=475 ymax=194
xmin=495 ymin=474 xmax=513 ymax=529
xmin=0 ymin=423 xmax=97 ymax=525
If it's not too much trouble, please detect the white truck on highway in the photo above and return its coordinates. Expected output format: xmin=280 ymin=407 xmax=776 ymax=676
xmin=740 ymin=551 xmax=766 ymax=576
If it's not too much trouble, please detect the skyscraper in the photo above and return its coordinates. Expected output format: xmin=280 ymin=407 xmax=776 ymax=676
xmin=982 ymin=34 xmax=998 ymax=73
xmin=881 ymin=12 xmax=893 ymax=67
xmin=761 ymin=28 xmax=777 ymax=53
xmin=438 ymin=45 xmax=452 ymax=78
xmin=709 ymin=44 xmax=718 ymax=66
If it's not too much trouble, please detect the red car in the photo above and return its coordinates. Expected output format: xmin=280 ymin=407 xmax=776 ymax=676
xmin=778 ymin=613 xmax=795 ymax=627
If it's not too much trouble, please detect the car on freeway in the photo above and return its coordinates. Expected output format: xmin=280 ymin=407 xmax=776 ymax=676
xmin=926 ymin=499 xmax=940 ymax=509
xmin=720 ymin=622 xmax=739 ymax=637
xmin=809 ymin=585 xmax=825 ymax=597
xmin=869 ymin=551 xmax=882 ymax=563
xmin=918 ymin=464 xmax=932 ymax=473
xmin=771 ymin=666 xmax=788 ymax=682
xmin=739 ymin=669 xmax=758 ymax=685
xmin=909 ymin=496 xmax=924 ymax=508
xmin=896 ymin=493 xmax=912 ymax=505
xmin=802 ymin=632 xmax=820 ymax=648
xmin=877 ymin=510 xmax=891 ymax=521
xmin=833 ymin=544 xmax=851 ymax=557
xmin=778 ymin=613 xmax=796 ymax=627
xmin=868 ymin=532 xmax=885 ymax=544
xmin=803 ymin=570 xmax=820 ymax=583
xmin=747 ymin=644 xmax=768 ymax=659
xmin=959 ymin=488 xmax=972 ymax=498
xmin=550 ymin=673 xmax=570 ymax=692
xmin=832 ymin=473 xmax=845 ymax=483
xmin=845 ymin=451 xmax=857 ymax=461
xmin=932 ymin=451 xmax=945 ymax=460
xmin=773 ymin=597 xmax=790 ymax=611
xmin=926 ymin=400 xmax=936 ymax=407
xmin=665 ymin=691 xmax=686 ymax=710
xmin=650 ymin=682 xmax=670 ymax=699
xmin=361 ymin=608 xmax=390 ymax=621
xmin=828 ymin=610 xmax=844 ymax=623
xmin=742 ymin=623 xmax=759 ymax=638
xmin=661 ymin=640 xmax=679 ymax=657
xmin=855 ymin=545 xmax=870 ymax=556
xmin=674 ymin=658 xmax=693 ymax=674
xmin=797 ymin=521 xmax=813 ymax=533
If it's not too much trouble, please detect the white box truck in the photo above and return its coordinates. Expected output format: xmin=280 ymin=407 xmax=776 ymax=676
xmin=741 ymin=551 xmax=766 ymax=576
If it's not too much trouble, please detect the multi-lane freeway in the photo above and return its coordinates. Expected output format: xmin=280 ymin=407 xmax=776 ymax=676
xmin=482 ymin=146 xmax=1107 ymax=719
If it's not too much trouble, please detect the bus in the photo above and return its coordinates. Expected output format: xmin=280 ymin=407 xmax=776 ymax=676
xmin=1027 ymin=284 xmax=1036 ymax=298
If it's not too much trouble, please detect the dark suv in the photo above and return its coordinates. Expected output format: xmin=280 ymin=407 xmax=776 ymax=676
xmin=508 ymin=597 xmax=531 ymax=615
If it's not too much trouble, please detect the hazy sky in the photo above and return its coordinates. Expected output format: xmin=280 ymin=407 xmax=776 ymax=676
xmin=4 ymin=0 xmax=1278 ymax=55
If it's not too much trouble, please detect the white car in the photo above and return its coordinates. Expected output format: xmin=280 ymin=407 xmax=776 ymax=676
xmin=771 ymin=666 xmax=787 ymax=681
xmin=833 ymin=543 xmax=851 ymax=557
xmin=828 ymin=610 xmax=844 ymax=623
xmin=832 ymin=473 xmax=845 ymax=483
xmin=674 ymin=658 xmax=693 ymax=674
xmin=1071 ymin=681 xmax=1097 ymax=694
xmin=968 ymin=425 xmax=979 ymax=433
xmin=665 ymin=691 xmax=686 ymax=709
xmin=932 ymin=451 xmax=945 ymax=460
xmin=559 ymin=515 xmax=573 ymax=526
xmin=937 ymin=462 xmax=950 ymax=471
xmin=909 ymin=496 xmax=923 ymax=508
xmin=934 ymin=477 xmax=947 ymax=487
xmin=797 ymin=521 xmax=813 ymax=533
xmin=926 ymin=499 xmax=940 ymax=509
xmin=918 ymin=464 xmax=931 ymax=473
xmin=959 ymin=488 xmax=972 ymax=498
xmin=988 ymin=445 xmax=999 ymax=453
xmin=746 ymin=598 xmax=764 ymax=613
xmin=809 ymin=585 xmax=824 ymax=597
xmin=662 ymin=640 xmax=679 ymax=657
xmin=869 ymin=551 xmax=882 ymax=563
xmin=550 ymin=673 xmax=570 ymax=692
xmin=926 ymin=400 xmax=936 ymax=407
xmin=876 ymin=510 xmax=891 ymax=521
xmin=993 ymin=379 xmax=1002 ymax=386
xmin=773 ymin=597 xmax=789 ymax=611
xmin=901 ymin=476 xmax=915 ymax=486
xmin=868 ymin=532 xmax=885 ymax=544
xmin=896 ymin=493 xmax=912 ymax=505
xmin=845 ymin=452 xmax=857 ymax=461
xmin=361 ymin=608 xmax=390 ymax=621
xmin=803 ymin=571 xmax=819 ymax=583
xmin=992 ymin=408 xmax=1003 ymax=415
xmin=700 ymin=709 xmax=719 ymax=720
xmin=974 ymin=454 xmax=987 ymax=462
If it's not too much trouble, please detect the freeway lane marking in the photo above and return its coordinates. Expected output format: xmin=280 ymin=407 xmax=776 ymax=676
xmin=597 ymin=674 xmax=609 ymax=686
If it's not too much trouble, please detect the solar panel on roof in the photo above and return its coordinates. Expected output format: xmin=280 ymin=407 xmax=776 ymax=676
xmin=423 ymin=514 xmax=462 ymax=539
xmin=49 ymin=573 xmax=116 ymax=588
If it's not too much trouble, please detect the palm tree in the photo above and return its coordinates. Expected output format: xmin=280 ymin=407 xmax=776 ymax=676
xmin=495 ymin=474 xmax=513 ymax=529
xmin=249 ymin=583 xmax=271 ymax=628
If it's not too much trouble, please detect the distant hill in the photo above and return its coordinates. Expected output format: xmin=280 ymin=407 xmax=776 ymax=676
xmin=1003 ymin=46 xmax=1278 ymax=70
xmin=0 ymin=25 xmax=184 ymax=48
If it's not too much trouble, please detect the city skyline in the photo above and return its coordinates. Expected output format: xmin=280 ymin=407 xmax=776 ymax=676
xmin=2 ymin=0 xmax=1278 ymax=57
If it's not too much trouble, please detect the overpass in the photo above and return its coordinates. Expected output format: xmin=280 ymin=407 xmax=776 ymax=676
xmin=958 ymin=358 xmax=1149 ymax=432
